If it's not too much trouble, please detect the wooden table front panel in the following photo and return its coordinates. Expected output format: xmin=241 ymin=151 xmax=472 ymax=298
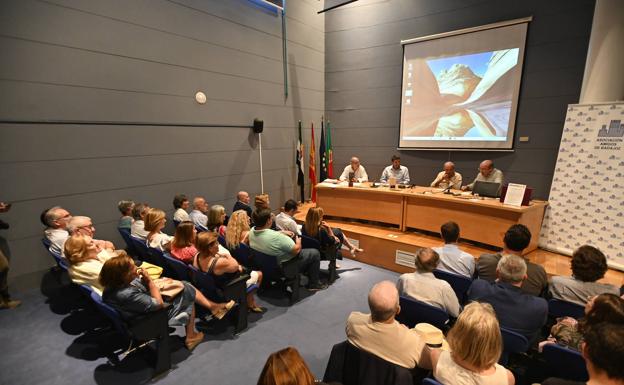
xmin=317 ymin=187 xmax=404 ymax=227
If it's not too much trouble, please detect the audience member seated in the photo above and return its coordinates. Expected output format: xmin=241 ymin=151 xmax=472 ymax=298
xmin=233 ymin=191 xmax=253 ymax=219
xmin=117 ymin=200 xmax=135 ymax=229
xmin=275 ymin=199 xmax=300 ymax=236
xmin=99 ymin=254 xmax=234 ymax=350
xmin=540 ymin=293 xmax=624 ymax=351
xmin=397 ymin=248 xmax=460 ymax=318
xmin=207 ymin=205 xmax=227 ymax=237
xmin=64 ymin=234 xmax=163 ymax=295
xmin=130 ymin=202 xmax=150 ymax=240
xmin=542 ymin=322 xmax=624 ymax=385
xmin=468 ymin=255 xmax=547 ymax=343
xmin=346 ymin=280 xmax=431 ymax=369
xmin=433 ymin=221 xmax=475 ymax=278
xmin=225 ymin=210 xmax=250 ymax=250
xmin=549 ymin=245 xmax=619 ymax=306
xmin=145 ymin=208 xmax=173 ymax=252
xmin=431 ymin=302 xmax=514 ymax=385
xmin=302 ymin=207 xmax=362 ymax=257
xmin=189 ymin=196 xmax=209 ymax=228
xmin=194 ymin=232 xmax=264 ymax=313
xmin=67 ymin=216 xmax=115 ymax=252
xmin=477 ymin=224 xmax=547 ymax=297
xmin=249 ymin=209 xmax=327 ymax=291
xmin=257 ymin=346 xmax=335 ymax=385
xmin=172 ymin=194 xmax=190 ymax=222
xmin=170 ymin=221 xmax=198 ymax=264
xmin=43 ymin=206 xmax=72 ymax=256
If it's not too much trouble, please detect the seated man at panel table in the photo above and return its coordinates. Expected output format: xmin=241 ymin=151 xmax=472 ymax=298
xmin=43 ymin=206 xmax=73 ymax=256
xmin=468 ymin=254 xmax=548 ymax=343
xmin=477 ymin=224 xmax=547 ymax=297
xmin=397 ymin=248 xmax=460 ymax=318
xmin=189 ymin=196 xmax=209 ymax=228
xmin=432 ymin=221 xmax=475 ymax=278
xmin=430 ymin=161 xmax=462 ymax=190
xmin=549 ymin=245 xmax=619 ymax=306
xmin=248 ymin=208 xmax=326 ymax=291
xmin=67 ymin=216 xmax=115 ymax=252
xmin=461 ymin=159 xmax=504 ymax=191
xmin=339 ymin=156 xmax=368 ymax=183
xmin=380 ymin=155 xmax=410 ymax=185
xmin=346 ymin=280 xmax=432 ymax=370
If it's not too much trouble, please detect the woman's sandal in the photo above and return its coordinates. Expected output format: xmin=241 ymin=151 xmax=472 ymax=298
xmin=213 ymin=300 xmax=235 ymax=320
xmin=185 ymin=331 xmax=205 ymax=351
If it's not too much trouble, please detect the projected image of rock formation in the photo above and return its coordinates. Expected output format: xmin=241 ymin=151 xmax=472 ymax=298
xmin=402 ymin=49 xmax=519 ymax=138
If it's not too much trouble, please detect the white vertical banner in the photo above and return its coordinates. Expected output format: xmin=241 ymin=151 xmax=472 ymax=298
xmin=540 ymin=102 xmax=624 ymax=271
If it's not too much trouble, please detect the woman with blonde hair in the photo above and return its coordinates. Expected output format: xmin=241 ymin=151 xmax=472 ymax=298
xmin=195 ymin=232 xmax=264 ymax=313
xmin=225 ymin=210 xmax=250 ymax=250
xmin=257 ymin=347 xmax=323 ymax=385
xmin=144 ymin=208 xmax=173 ymax=251
xmin=302 ymin=207 xmax=362 ymax=257
xmin=207 ymin=204 xmax=227 ymax=237
xmin=64 ymin=234 xmax=162 ymax=295
xmin=99 ymin=254 xmax=234 ymax=351
xmin=170 ymin=221 xmax=197 ymax=264
xmin=431 ymin=302 xmax=514 ymax=385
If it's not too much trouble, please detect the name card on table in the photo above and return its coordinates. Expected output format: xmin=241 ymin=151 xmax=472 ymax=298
xmin=503 ymin=183 xmax=527 ymax=207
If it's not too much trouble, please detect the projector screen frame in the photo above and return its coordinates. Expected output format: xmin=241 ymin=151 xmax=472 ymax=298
xmin=398 ymin=17 xmax=532 ymax=151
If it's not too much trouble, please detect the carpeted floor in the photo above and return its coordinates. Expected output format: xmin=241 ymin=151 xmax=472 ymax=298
xmin=0 ymin=258 xmax=400 ymax=385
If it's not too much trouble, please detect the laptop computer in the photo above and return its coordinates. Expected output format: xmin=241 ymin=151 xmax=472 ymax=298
xmin=472 ymin=181 xmax=501 ymax=198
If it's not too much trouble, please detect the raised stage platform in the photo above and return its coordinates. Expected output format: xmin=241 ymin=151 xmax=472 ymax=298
xmin=293 ymin=203 xmax=623 ymax=286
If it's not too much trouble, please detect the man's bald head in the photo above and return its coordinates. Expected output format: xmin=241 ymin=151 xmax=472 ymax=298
xmin=479 ymin=160 xmax=494 ymax=177
xmin=368 ymin=281 xmax=399 ymax=322
xmin=350 ymin=157 xmax=360 ymax=170
xmin=193 ymin=197 xmax=208 ymax=213
xmin=414 ymin=247 xmax=440 ymax=273
xmin=237 ymin=191 xmax=250 ymax=204
xmin=443 ymin=161 xmax=455 ymax=176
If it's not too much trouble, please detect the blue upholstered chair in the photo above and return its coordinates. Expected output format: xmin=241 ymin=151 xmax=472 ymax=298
xmin=432 ymin=269 xmax=472 ymax=304
xmin=396 ymin=296 xmax=449 ymax=330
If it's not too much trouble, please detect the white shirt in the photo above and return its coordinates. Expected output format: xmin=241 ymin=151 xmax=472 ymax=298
xmin=434 ymin=350 xmax=510 ymax=385
xmin=173 ymin=208 xmax=190 ymax=222
xmin=380 ymin=165 xmax=410 ymax=184
xmin=189 ymin=209 xmax=208 ymax=228
xmin=430 ymin=171 xmax=463 ymax=190
xmin=131 ymin=220 xmax=149 ymax=240
xmin=466 ymin=168 xmax=504 ymax=190
xmin=275 ymin=212 xmax=300 ymax=235
xmin=397 ymin=271 xmax=460 ymax=317
xmin=148 ymin=232 xmax=173 ymax=252
xmin=44 ymin=228 xmax=69 ymax=257
xmin=433 ymin=244 xmax=475 ymax=278
xmin=339 ymin=165 xmax=368 ymax=182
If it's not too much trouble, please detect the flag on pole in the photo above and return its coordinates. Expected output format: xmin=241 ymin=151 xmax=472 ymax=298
xmin=309 ymin=122 xmax=317 ymax=202
xmin=296 ymin=120 xmax=305 ymax=202
xmin=326 ymin=119 xmax=334 ymax=178
xmin=320 ymin=118 xmax=328 ymax=181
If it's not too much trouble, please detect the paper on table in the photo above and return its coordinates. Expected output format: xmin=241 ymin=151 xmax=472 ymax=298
xmin=503 ymin=183 xmax=527 ymax=207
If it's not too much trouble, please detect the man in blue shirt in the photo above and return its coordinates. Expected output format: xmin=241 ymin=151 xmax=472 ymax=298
xmin=467 ymin=254 xmax=547 ymax=343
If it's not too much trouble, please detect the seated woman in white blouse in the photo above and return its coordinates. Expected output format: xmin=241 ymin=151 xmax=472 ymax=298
xmin=145 ymin=208 xmax=174 ymax=252
xmin=431 ymin=302 xmax=515 ymax=385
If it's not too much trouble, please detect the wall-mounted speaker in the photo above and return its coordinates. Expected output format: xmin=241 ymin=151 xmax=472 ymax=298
xmin=253 ymin=118 xmax=264 ymax=133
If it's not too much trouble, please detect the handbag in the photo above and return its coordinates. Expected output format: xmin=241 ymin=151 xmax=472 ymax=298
xmin=153 ymin=277 xmax=184 ymax=300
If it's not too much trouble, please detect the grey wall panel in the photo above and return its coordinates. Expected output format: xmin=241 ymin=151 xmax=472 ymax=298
xmin=326 ymin=0 xmax=594 ymax=203
xmin=0 ymin=0 xmax=323 ymax=280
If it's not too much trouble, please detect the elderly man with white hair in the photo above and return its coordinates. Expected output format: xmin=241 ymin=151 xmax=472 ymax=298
xmin=345 ymin=280 xmax=431 ymax=369
xmin=430 ymin=161 xmax=462 ymax=190
xmin=189 ymin=196 xmax=209 ymax=228
xmin=339 ymin=156 xmax=368 ymax=183
xmin=43 ymin=206 xmax=73 ymax=256
xmin=462 ymin=159 xmax=504 ymax=191
xmin=67 ymin=216 xmax=115 ymax=253
xmin=467 ymin=254 xmax=548 ymax=343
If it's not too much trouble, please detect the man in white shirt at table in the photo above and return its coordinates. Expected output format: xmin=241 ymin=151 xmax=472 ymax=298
xmin=380 ymin=155 xmax=410 ymax=185
xmin=430 ymin=161 xmax=462 ymax=190
xmin=339 ymin=157 xmax=368 ymax=183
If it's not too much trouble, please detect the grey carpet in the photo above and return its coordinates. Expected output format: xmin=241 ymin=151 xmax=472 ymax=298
xmin=0 ymin=259 xmax=400 ymax=385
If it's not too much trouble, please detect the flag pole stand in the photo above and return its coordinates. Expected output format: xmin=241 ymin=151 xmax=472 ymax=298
xmin=259 ymin=133 xmax=264 ymax=194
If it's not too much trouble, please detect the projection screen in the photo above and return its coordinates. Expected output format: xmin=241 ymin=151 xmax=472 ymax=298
xmin=399 ymin=18 xmax=530 ymax=150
